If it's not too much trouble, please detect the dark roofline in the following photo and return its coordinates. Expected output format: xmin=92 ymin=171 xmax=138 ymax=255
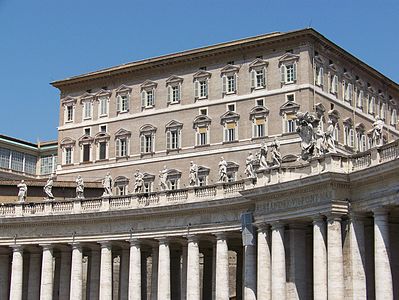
xmin=50 ymin=28 xmax=398 ymax=91
xmin=0 ymin=134 xmax=57 ymax=150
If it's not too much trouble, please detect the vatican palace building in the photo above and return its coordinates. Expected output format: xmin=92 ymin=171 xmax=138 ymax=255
xmin=0 ymin=28 xmax=398 ymax=300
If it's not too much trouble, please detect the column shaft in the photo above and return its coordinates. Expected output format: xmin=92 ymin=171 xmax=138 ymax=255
xmin=27 ymin=253 xmax=41 ymax=300
xmin=257 ymin=226 xmax=271 ymax=300
xmin=374 ymin=209 xmax=393 ymax=299
xmin=157 ymin=239 xmax=170 ymax=300
xmin=129 ymin=241 xmax=141 ymax=300
xmin=271 ymin=223 xmax=285 ymax=300
xmin=10 ymin=245 xmax=24 ymax=300
xmin=313 ymin=217 xmax=327 ymax=300
xmin=327 ymin=216 xmax=344 ymax=300
xmin=40 ymin=245 xmax=54 ymax=300
xmin=99 ymin=242 xmax=113 ymax=300
xmin=215 ymin=233 xmax=229 ymax=300
xmin=186 ymin=236 xmax=200 ymax=300
xmin=243 ymin=244 xmax=256 ymax=300
xmin=69 ymin=244 xmax=83 ymax=300
xmin=150 ymin=246 xmax=158 ymax=300
xmin=181 ymin=245 xmax=188 ymax=300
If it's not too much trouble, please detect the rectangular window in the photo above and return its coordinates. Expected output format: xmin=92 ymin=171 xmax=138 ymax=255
xmin=330 ymin=75 xmax=339 ymax=94
xmin=25 ymin=154 xmax=37 ymax=175
xmin=40 ymin=155 xmax=55 ymax=175
xmin=169 ymin=179 xmax=178 ymax=190
xmin=344 ymin=82 xmax=353 ymax=102
xmin=11 ymin=151 xmax=24 ymax=172
xmin=83 ymin=145 xmax=90 ymax=162
xmin=0 ymin=148 xmax=10 ymax=169
xmin=224 ymin=123 xmax=236 ymax=142
xmin=117 ymin=139 xmax=127 ymax=157
xmin=119 ymin=95 xmax=129 ymax=112
xmin=141 ymin=135 xmax=153 ymax=153
xmin=66 ymin=106 xmax=73 ymax=122
xmin=99 ymin=142 xmax=107 ymax=160
xmin=145 ymin=90 xmax=154 ymax=107
xmin=316 ymin=67 xmax=324 ymax=86
xmin=83 ymin=102 xmax=92 ymax=119
xmin=172 ymin=86 xmax=180 ymax=103
xmin=227 ymin=75 xmax=235 ymax=93
xmin=256 ymin=98 xmax=264 ymax=106
xmin=253 ymin=118 xmax=265 ymax=138
xmin=199 ymin=80 xmax=207 ymax=98
xmin=286 ymin=93 xmax=295 ymax=102
xmin=99 ymin=97 xmax=108 ymax=116
xmin=167 ymin=130 xmax=179 ymax=150
xmin=144 ymin=182 xmax=151 ymax=193
xmin=84 ymin=128 xmax=91 ymax=136
xmin=196 ymin=127 xmax=208 ymax=146
xmin=284 ymin=64 xmax=296 ymax=83
xmin=199 ymin=108 xmax=208 ymax=115
xmin=227 ymin=103 xmax=236 ymax=112
xmin=287 ymin=120 xmax=296 ymax=133
xmin=65 ymin=148 xmax=72 ymax=165
xmin=100 ymin=125 xmax=107 ymax=133
xmin=198 ymin=175 xmax=207 ymax=186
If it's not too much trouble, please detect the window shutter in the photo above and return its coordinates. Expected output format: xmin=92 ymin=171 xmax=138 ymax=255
xmin=116 ymin=139 xmax=120 ymax=157
xmin=141 ymin=91 xmax=146 ymax=108
xmin=167 ymin=86 xmax=171 ymax=104
xmin=140 ymin=135 xmax=145 ymax=153
xmin=349 ymin=84 xmax=353 ymax=101
xmin=280 ymin=65 xmax=286 ymax=83
xmin=178 ymin=83 xmax=182 ymax=102
xmin=293 ymin=62 xmax=297 ymax=81
xmin=178 ymin=130 xmax=181 ymax=148
xmin=358 ymin=90 xmax=363 ymax=107
xmin=166 ymin=131 xmax=171 ymax=149
xmin=224 ymin=127 xmax=228 ymax=141
xmin=250 ymin=69 xmax=256 ymax=88
xmin=262 ymin=67 xmax=267 ymax=87
xmin=342 ymin=80 xmax=346 ymax=100
xmin=350 ymin=129 xmax=355 ymax=147
xmin=234 ymin=73 xmax=238 ymax=92
xmin=222 ymin=75 xmax=227 ymax=93
xmin=152 ymin=88 xmax=156 ymax=106
xmin=196 ymin=131 xmax=200 ymax=146
xmin=194 ymin=80 xmax=199 ymax=98
xmin=116 ymin=95 xmax=121 ymax=113
xmin=327 ymin=72 xmax=331 ymax=92
xmin=125 ymin=94 xmax=130 ymax=111
xmin=205 ymin=79 xmax=208 ymax=97
xmin=319 ymin=67 xmax=324 ymax=86
xmin=333 ymin=75 xmax=338 ymax=94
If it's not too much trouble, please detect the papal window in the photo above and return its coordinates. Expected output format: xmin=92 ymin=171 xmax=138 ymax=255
xmin=140 ymin=124 xmax=156 ymax=154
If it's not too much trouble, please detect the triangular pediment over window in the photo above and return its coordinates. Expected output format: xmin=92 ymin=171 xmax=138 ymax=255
xmin=115 ymin=128 xmax=132 ymax=138
xmin=220 ymin=111 xmax=240 ymax=124
xmin=115 ymin=84 xmax=132 ymax=94
xmin=193 ymin=115 xmax=211 ymax=128
xmin=328 ymin=109 xmax=341 ymax=123
xmin=166 ymin=75 xmax=183 ymax=84
xmin=249 ymin=105 xmax=269 ymax=119
xmin=94 ymin=132 xmax=111 ymax=142
xmin=355 ymin=123 xmax=365 ymax=131
xmin=226 ymin=161 xmax=239 ymax=171
xmin=60 ymin=137 xmax=76 ymax=147
xmin=61 ymin=96 xmax=77 ymax=105
xmin=278 ymin=53 xmax=300 ymax=64
xmin=220 ymin=64 xmax=240 ymax=74
xmin=166 ymin=168 xmax=182 ymax=178
xmin=314 ymin=54 xmax=325 ymax=65
xmin=78 ymin=134 xmax=94 ymax=144
xmin=165 ymin=120 xmax=183 ymax=129
xmin=114 ymin=176 xmax=129 ymax=186
xmin=328 ymin=63 xmax=338 ymax=72
xmin=343 ymin=117 xmax=353 ymax=127
xmin=140 ymin=124 xmax=157 ymax=133
xmin=197 ymin=165 xmax=210 ymax=175
xmin=343 ymin=72 xmax=353 ymax=81
xmin=249 ymin=58 xmax=268 ymax=68
xmin=140 ymin=80 xmax=158 ymax=89
xmin=356 ymin=78 xmax=365 ymax=88
xmin=279 ymin=101 xmax=300 ymax=115
xmin=193 ymin=70 xmax=212 ymax=79
xmin=80 ymin=92 xmax=95 ymax=102
xmin=95 ymin=89 xmax=112 ymax=98
xmin=142 ymin=172 xmax=155 ymax=181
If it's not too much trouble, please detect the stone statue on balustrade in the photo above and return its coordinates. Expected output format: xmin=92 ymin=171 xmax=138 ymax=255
xmin=296 ymin=112 xmax=317 ymax=160
xmin=189 ymin=161 xmax=198 ymax=186
xmin=324 ymin=120 xmax=337 ymax=153
xmin=44 ymin=174 xmax=55 ymax=200
xmin=134 ymin=169 xmax=144 ymax=193
xmin=372 ymin=117 xmax=384 ymax=147
xmin=258 ymin=142 xmax=269 ymax=170
xmin=159 ymin=166 xmax=169 ymax=191
xmin=271 ymin=139 xmax=282 ymax=167
xmin=76 ymin=175 xmax=84 ymax=199
xmin=218 ymin=157 xmax=228 ymax=183
xmin=244 ymin=152 xmax=256 ymax=178
xmin=102 ymin=172 xmax=113 ymax=197
xmin=314 ymin=121 xmax=326 ymax=156
xmin=17 ymin=180 xmax=27 ymax=203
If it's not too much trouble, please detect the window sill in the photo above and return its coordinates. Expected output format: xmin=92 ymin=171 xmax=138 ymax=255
xmin=251 ymin=136 xmax=266 ymax=141
xmin=95 ymin=158 xmax=109 ymax=163
xmin=222 ymin=140 xmax=239 ymax=145
xmin=166 ymin=148 xmax=181 ymax=154
xmin=252 ymin=86 xmax=266 ymax=91
xmin=116 ymin=155 xmax=129 ymax=161
xmin=64 ymin=120 xmax=73 ymax=124
xmin=140 ymin=152 xmax=155 ymax=157
xmin=82 ymin=117 xmax=92 ymax=121
xmin=168 ymin=101 xmax=180 ymax=105
xmin=62 ymin=163 xmax=74 ymax=167
xmin=194 ymin=144 xmax=210 ymax=148
xmin=99 ymin=114 xmax=108 ymax=118
xmin=282 ymin=132 xmax=297 ymax=136
xmin=80 ymin=161 xmax=93 ymax=165
xmin=142 ymin=106 xmax=154 ymax=110
xmin=117 ymin=110 xmax=129 ymax=115
xmin=195 ymin=96 xmax=208 ymax=101
xmin=224 ymin=91 xmax=237 ymax=96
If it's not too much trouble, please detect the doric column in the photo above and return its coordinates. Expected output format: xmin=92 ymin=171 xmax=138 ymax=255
xmin=27 ymin=252 xmax=41 ymax=300
xmin=157 ymin=238 xmax=170 ymax=300
xmin=150 ymin=245 xmax=158 ymax=300
xmin=58 ymin=250 xmax=71 ymax=300
xmin=0 ymin=252 xmax=10 ymax=300
xmin=9 ymin=245 xmax=24 ymax=300
xmin=181 ymin=244 xmax=188 ymax=300
xmin=99 ymin=241 xmax=113 ymax=300
xmin=348 ymin=213 xmax=367 ymax=299
xmin=128 ymin=239 xmax=141 ymax=300
xmin=119 ymin=247 xmax=129 ymax=300
xmin=186 ymin=235 xmax=200 ymax=300
xmin=271 ymin=222 xmax=286 ymax=300
xmin=257 ymin=224 xmax=271 ymax=300
xmin=313 ymin=216 xmax=327 ymax=300
xmin=69 ymin=243 xmax=83 ymax=300
xmin=39 ymin=244 xmax=54 ymax=300
xmin=214 ymin=233 xmax=229 ymax=300
xmin=373 ymin=208 xmax=393 ymax=299
xmin=243 ymin=243 xmax=256 ymax=300
xmin=327 ymin=215 xmax=344 ymax=300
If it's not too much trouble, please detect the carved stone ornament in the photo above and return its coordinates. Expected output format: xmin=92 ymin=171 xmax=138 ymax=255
xmin=17 ymin=180 xmax=27 ymax=203
xmin=102 ymin=172 xmax=113 ymax=197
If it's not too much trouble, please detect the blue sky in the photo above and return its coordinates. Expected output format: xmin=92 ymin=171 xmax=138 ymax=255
xmin=0 ymin=0 xmax=398 ymax=143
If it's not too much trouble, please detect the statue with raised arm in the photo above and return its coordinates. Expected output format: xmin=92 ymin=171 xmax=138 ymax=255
xmin=134 ymin=169 xmax=144 ymax=193
xmin=314 ymin=121 xmax=326 ymax=156
xmin=244 ymin=152 xmax=256 ymax=178
xmin=159 ymin=165 xmax=169 ymax=191
xmin=296 ymin=111 xmax=316 ymax=160
xmin=44 ymin=174 xmax=55 ymax=200
xmin=102 ymin=172 xmax=113 ymax=197
xmin=324 ymin=120 xmax=337 ymax=153
xmin=218 ymin=157 xmax=228 ymax=183
xmin=271 ymin=139 xmax=282 ymax=167
xmin=189 ymin=161 xmax=198 ymax=186
xmin=372 ymin=116 xmax=384 ymax=147
xmin=76 ymin=175 xmax=84 ymax=199
xmin=17 ymin=180 xmax=27 ymax=202
xmin=258 ymin=142 xmax=268 ymax=170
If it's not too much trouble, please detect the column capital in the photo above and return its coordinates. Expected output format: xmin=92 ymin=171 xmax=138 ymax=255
xmin=39 ymin=243 xmax=54 ymax=250
xmin=372 ymin=207 xmax=389 ymax=217
xmin=270 ymin=220 xmax=284 ymax=230
xmin=98 ymin=240 xmax=112 ymax=248
xmin=156 ymin=237 xmax=170 ymax=245
xmin=186 ymin=234 xmax=199 ymax=243
xmin=10 ymin=244 xmax=23 ymax=252
xmin=256 ymin=222 xmax=270 ymax=231
xmin=326 ymin=213 xmax=342 ymax=223
xmin=69 ymin=242 xmax=82 ymax=250
xmin=213 ymin=232 xmax=227 ymax=241
xmin=312 ymin=214 xmax=325 ymax=223
xmin=129 ymin=238 xmax=141 ymax=247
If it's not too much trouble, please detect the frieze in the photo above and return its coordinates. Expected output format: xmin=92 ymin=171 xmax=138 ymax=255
xmin=256 ymin=189 xmax=332 ymax=213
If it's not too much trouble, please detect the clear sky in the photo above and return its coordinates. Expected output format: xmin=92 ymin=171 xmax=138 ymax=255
xmin=0 ymin=0 xmax=398 ymax=143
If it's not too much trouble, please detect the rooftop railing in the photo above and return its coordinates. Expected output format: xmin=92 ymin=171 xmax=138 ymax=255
xmin=1 ymin=141 xmax=398 ymax=218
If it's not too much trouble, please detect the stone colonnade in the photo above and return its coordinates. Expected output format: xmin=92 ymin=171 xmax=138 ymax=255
xmin=0 ymin=209 xmax=396 ymax=299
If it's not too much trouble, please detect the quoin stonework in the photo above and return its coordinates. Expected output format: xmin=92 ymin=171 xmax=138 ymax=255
xmin=0 ymin=28 xmax=398 ymax=300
